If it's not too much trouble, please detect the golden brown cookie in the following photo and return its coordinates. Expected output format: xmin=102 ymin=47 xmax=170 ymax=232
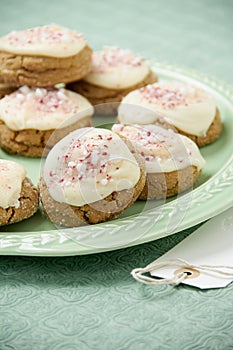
xmin=0 ymin=116 xmax=92 ymax=157
xmin=112 ymin=124 xmax=205 ymax=200
xmin=0 ymin=24 xmax=92 ymax=87
xmin=139 ymin=166 xmax=201 ymax=200
xmin=0 ymin=86 xmax=94 ymax=157
xmin=118 ymin=81 xmax=222 ymax=147
xmin=39 ymin=166 xmax=145 ymax=227
xmin=67 ymin=46 xmax=158 ymax=115
xmin=0 ymin=83 xmax=16 ymax=98
xmin=0 ymin=46 xmax=92 ymax=87
xmin=39 ymin=128 xmax=146 ymax=227
xmin=0 ymin=160 xmax=39 ymax=226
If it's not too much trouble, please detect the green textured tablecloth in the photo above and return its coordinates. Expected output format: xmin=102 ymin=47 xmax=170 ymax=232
xmin=0 ymin=1 xmax=233 ymax=349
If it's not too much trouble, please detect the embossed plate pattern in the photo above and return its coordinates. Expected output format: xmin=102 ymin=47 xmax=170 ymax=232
xmin=0 ymin=62 xmax=233 ymax=256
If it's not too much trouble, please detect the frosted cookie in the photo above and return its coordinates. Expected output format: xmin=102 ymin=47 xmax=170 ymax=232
xmin=118 ymin=81 xmax=222 ymax=147
xmin=0 ymin=83 xmax=16 ymax=98
xmin=39 ymin=127 xmax=146 ymax=227
xmin=0 ymin=24 xmax=92 ymax=87
xmin=112 ymin=124 xmax=206 ymax=200
xmin=0 ymin=159 xmax=39 ymax=226
xmin=0 ymin=86 xmax=94 ymax=157
xmin=67 ymin=46 xmax=158 ymax=115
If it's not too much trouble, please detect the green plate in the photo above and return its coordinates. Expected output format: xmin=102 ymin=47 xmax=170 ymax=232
xmin=0 ymin=62 xmax=233 ymax=256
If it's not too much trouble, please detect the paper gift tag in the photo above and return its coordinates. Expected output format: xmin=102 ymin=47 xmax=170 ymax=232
xmin=132 ymin=206 xmax=233 ymax=289
xmin=149 ymin=206 xmax=233 ymax=289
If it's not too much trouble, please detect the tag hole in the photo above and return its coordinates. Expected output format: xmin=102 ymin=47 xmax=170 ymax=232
xmin=174 ymin=267 xmax=200 ymax=279
xmin=184 ymin=271 xmax=193 ymax=276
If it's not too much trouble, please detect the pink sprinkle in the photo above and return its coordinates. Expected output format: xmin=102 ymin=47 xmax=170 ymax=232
xmin=55 ymin=131 xmax=119 ymax=188
xmin=139 ymin=84 xmax=187 ymax=109
xmin=5 ymin=24 xmax=85 ymax=47
xmin=5 ymin=86 xmax=80 ymax=116
xmin=91 ymin=46 xmax=145 ymax=73
xmin=85 ymin=152 xmax=91 ymax=159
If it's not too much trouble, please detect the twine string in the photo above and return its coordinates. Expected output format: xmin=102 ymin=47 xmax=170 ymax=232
xmin=131 ymin=258 xmax=233 ymax=286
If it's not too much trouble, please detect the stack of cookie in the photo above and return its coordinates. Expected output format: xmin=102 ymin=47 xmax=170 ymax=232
xmin=0 ymin=24 xmax=223 ymax=228
xmin=0 ymin=24 xmax=94 ymax=157
xmin=0 ymin=24 xmax=95 ymax=226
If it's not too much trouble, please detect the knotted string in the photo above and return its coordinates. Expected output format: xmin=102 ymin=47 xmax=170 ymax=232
xmin=131 ymin=258 xmax=233 ymax=286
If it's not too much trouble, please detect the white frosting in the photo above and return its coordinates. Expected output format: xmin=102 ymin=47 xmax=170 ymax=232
xmin=0 ymin=24 xmax=87 ymax=58
xmin=83 ymin=47 xmax=150 ymax=89
xmin=118 ymin=81 xmax=216 ymax=137
xmin=43 ymin=128 xmax=141 ymax=206
xmin=0 ymin=160 xmax=26 ymax=209
xmin=0 ymin=86 xmax=94 ymax=131
xmin=112 ymin=124 xmax=206 ymax=173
